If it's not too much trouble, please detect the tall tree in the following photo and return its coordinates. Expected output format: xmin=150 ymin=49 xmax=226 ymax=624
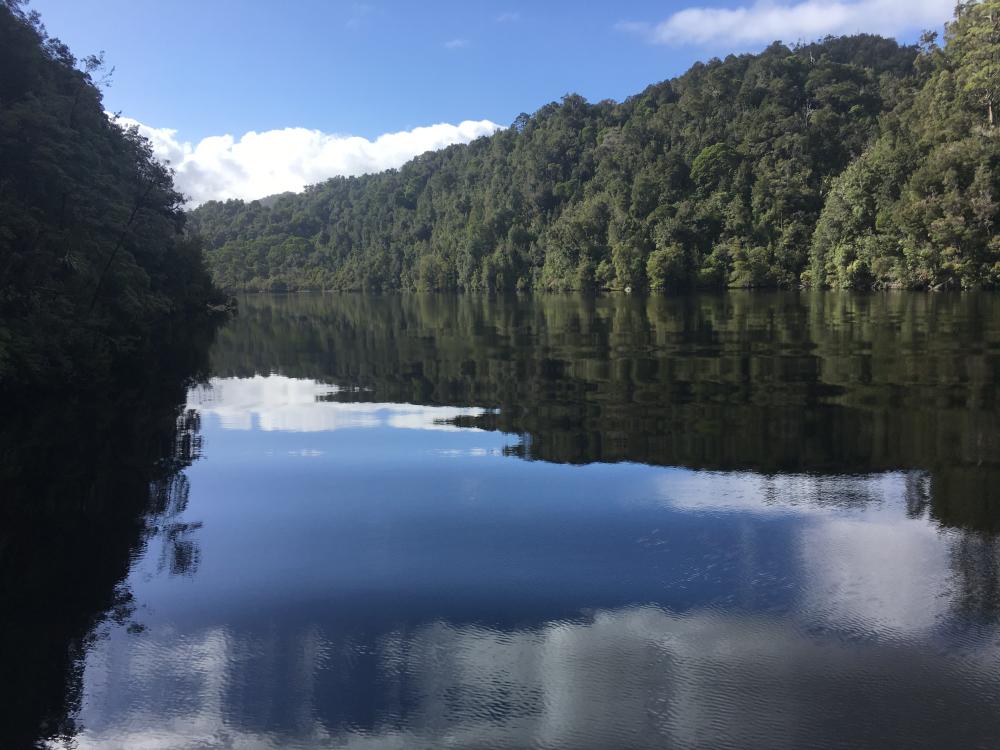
xmin=952 ymin=0 xmax=1000 ymax=127
xmin=0 ymin=0 xmax=223 ymax=389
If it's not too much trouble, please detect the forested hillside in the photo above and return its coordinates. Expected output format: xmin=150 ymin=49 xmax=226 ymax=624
xmin=811 ymin=1 xmax=1000 ymax=288
xmin=190 ymin=1 xmax=999 ymax=292
xmin=0 ymin=0 xmax=224 ymax=389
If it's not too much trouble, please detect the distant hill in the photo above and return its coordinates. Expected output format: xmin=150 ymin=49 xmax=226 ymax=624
xmin=189 ymin=2 xmax=1000 ymax=292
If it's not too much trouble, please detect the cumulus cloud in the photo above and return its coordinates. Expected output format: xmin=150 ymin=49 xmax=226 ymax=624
xmin=114 ymin=115 xmax=500 ymax=206
xmin=619 ymin=0 xmax=954 ymax=47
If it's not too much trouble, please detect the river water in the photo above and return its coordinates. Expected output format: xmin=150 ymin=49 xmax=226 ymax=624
xmin=10 ymin=292 xmax=1000 ymax=749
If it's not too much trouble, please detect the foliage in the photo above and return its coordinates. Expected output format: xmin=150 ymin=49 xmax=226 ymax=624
xmin=0 ymin=0 xmax=224 ymax=389
xmin=811 ymin=0 xmax=1000 ymax=289
xmin=189 ymin=33 xmax=923 ymax=292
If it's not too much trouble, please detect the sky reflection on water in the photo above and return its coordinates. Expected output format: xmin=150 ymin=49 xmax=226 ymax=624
xmin=33 ymin=292 xmax=1000 ymax=749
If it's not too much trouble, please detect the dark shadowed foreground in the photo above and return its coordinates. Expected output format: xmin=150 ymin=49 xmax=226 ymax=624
xmin=6 ymin=291 xmax=1000 ymax=749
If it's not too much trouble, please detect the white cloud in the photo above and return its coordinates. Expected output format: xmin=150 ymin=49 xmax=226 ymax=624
xmin=496 ymin=11 xmax=521 ymax=22
xmin=620 ymin=0 xmax=954 ymax=47
xmin=444 ymin=37 xmax=471 ymax=49
xmin=114 ymin=115 xmax=500 ymax=206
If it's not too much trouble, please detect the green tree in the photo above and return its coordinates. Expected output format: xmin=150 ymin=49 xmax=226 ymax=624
xmin=184 ymin=19 xmax=998 ymax=293
xmin=0 ymin=0 xmax=223 ymax=388
xmin=952 ymin=0 xmax=1000 ymax=127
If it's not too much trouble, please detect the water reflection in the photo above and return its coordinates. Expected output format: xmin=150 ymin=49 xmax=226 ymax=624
xmin=0 ymin=326 xmax=217 ymax=748
xmin=212 ymin=291 xmax=1000 ymax=478
xmin=12 ymin=292 xmax=1000 ymax=748
xmin=188 ymin=375 xmax=489 ymax=433
xmin=53 ymin=604 xmax=1000 ymax=749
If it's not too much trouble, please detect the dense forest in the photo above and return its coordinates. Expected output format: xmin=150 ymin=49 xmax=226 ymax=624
xmin=0 ymin=0 xmax=224 ymax=389
xmin=0 ymin=4 xmax=224 ymax=742
xmin=190 ymin=1 xmax=999 ymax=293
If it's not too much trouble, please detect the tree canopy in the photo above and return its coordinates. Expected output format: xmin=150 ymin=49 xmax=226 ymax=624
xmin=0 ymin=0 xmax=223 ymax=389
xmin=811 ymin=1 xmax=1000 ymax=289
xmin=188 ymin=3 xmax=998 ymax=293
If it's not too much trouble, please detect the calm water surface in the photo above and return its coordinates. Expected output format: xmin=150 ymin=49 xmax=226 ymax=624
xmin=8 ymin=292 xmax=1000 ymax=749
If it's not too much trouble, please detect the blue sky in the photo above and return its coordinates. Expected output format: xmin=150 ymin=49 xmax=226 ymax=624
xmin=33 ymin=0 xmax=689 ymax=140
xmin=28 ymin=0 xmax=955 ymax=204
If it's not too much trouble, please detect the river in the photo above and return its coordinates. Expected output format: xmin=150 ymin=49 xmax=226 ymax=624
xmin=7 ymin=291 xmax=1000 ymax=749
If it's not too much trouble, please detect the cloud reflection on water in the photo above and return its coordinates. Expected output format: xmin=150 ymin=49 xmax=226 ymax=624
xmin=187 ymin=376 xmax=490 ymax=433
xmin=61 ymin=599 xmax=1000 ymax=750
